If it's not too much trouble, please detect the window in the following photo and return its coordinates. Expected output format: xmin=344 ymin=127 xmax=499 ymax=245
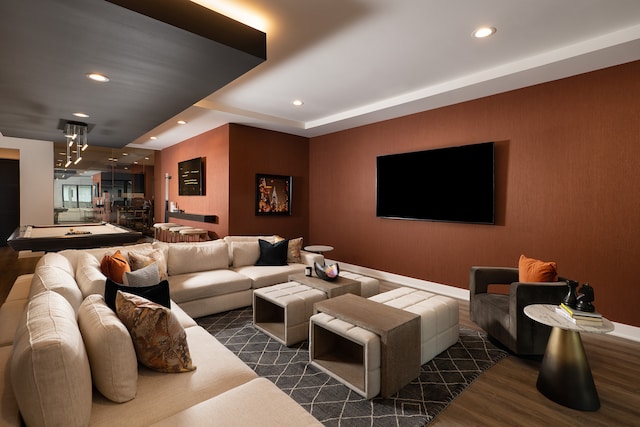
xmin=62 ymin=185 xmax=93 ymax=208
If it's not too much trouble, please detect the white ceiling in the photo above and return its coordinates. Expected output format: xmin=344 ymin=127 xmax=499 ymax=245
xmin=129 ymin=0 xmax=640 ymax=150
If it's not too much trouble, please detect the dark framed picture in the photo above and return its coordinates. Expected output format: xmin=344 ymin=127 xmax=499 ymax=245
xmin=256 ymin=174 xmax=292 ymax=216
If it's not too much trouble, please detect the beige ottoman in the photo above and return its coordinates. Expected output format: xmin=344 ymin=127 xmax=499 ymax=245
xmin=309 ymin=312 xmax=381 ymax=399
xmin=369 ymin=287 xmax=459 ymax=364
xmin=253 ymin=281 xmax=326 ymax=346
xmin=339 ymin=271 xmax=380 ymax=297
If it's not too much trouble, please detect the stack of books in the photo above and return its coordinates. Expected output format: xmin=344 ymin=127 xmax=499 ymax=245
xmin=556 ymin=303 xmax=603 ymax=326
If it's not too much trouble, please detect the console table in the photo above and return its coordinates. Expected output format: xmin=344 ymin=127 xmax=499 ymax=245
xmin=524 ymin=304 xmax=614 ymax=411
xmin=312 ymin=293 xmax=421 ymax=397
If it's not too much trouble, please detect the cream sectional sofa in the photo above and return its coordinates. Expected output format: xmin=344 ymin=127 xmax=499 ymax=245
xmin=0 ymin=236 xmax=324 ymax=426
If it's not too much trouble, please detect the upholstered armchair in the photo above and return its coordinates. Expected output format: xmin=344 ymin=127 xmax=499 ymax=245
xmin=469 ymin=266 xmax=567 ymax=356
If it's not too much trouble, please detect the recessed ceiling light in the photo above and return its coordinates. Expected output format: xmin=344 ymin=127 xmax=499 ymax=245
xmin=122 ymin=152 xmax=128 ymax=156
xmin=177 ymin=120 xmax=187 ymax=125
xmin=473 ymin=26 xmax=496 ymax=38
xmin=73 ymin=112 xmax=90 ymax=118
xmin=292 ymin=99 xmax=304 ymax=106
xmin=150 ymin=136 xmax=157 ymax=140
xmin=86 ymin=73 xmax=110 ymax=82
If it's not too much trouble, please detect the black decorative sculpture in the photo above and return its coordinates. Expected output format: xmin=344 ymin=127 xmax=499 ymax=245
xmin=562 ymin=280 xmax=579 ymax=308
xmin=314 ymin=261 xmax=340 ymax=281
xmin=576 ymin=282 xmax=596 ymax=312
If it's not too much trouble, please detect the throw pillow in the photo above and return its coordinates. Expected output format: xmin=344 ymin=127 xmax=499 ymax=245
xmin=115 ymin=291 xmax=196 ymax=373
xmin=287 ymin=237 xmax=303 ymax=263
xmin=122 ymin=263 xmax=161 ymax=287
xmin=129 ymin=249 xmax=168 ymax=280
xmin=518 ymin=254 xmax=558 ymax=282
xmin=255 ymin=238 xmax=289 ymax=266
xmin=77 ymin=294 xmax=137 ymax=403
xmin=100 ymin=250 xmax=131 ymax=283
xmin=104 ymin=278 xmax=171 ymax=311
xmin=231 ymin=241 xmax=261 ymax=268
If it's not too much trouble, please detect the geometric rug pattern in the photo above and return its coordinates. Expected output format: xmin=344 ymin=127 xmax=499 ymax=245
xmin=197 ymin=307 xmax=508 ymax=426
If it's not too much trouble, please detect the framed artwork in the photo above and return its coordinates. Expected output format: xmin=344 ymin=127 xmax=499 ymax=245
xmin=256 ymin=174 xmax=291 ymax=216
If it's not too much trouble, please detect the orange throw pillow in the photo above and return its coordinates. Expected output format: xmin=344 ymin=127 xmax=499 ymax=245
xmin=100 ymin=250 xmax=131 ymax=283
xmin=518 ymin=254 xmax=558 ymax=282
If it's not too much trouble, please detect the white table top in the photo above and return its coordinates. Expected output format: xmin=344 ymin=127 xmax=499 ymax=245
xmin=524 ymin=304 xmax=614 ymax=334
xmin=304 ymin=245 xmax=334 ymax=253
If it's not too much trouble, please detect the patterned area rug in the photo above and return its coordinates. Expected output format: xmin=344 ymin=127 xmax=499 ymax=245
xmin=197 ymin=308 xmax=507 ymax=426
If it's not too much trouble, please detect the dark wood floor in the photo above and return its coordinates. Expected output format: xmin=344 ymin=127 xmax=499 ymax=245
xmin=1 ymin=245 xmax=638 ymax=426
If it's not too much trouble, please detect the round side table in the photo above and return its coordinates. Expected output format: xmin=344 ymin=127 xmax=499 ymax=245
xmin=524 ymin=304 xmax=614 ymax=411
xmin=304 ymin=245 xmax=334 ymax=254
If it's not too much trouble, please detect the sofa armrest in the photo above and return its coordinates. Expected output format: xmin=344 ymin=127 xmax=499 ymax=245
xmin=300 ymin=251 xmax=324 ymax=266
xmin=469 ymin=266 xmax=519 ymax=295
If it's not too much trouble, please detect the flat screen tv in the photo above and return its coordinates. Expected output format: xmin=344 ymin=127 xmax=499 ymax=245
xmin=178 ymin=157 xmax=205 ymax=196
xmin=376 ymin=142 xmax=495 ymax=224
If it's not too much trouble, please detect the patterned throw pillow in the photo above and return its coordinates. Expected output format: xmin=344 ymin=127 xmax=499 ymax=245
xmin=100 ymin=250 xmax=130 ymax=283
xmin=128 ymin=249 xmax=168 ymax=280
xmin=115 ymin=291 xmax=196 ymax=373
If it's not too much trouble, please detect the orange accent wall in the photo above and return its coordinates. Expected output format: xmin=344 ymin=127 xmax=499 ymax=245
xmin=228 ymin=124 xmax=309 ymax=240
xmin=156 ymin=124 xmax=309 ymax=241
xmin=155 ymin=125 xmax=230 ymax=238
xmin=309 ymin=60 xmax=640 ymax=326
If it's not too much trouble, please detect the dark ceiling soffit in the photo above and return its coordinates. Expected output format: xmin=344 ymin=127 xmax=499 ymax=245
xmin=106 ymin=0 xmax=266 ymax=60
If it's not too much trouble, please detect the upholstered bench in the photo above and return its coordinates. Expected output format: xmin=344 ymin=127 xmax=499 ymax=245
xmin=369 ymin=287 xmax=459 ymax=364
xmin=309 ymin=312 xmax=381 ymax=399
xmin=338 ymin=271 xmax=380 ymax=297
xmin=253 ymin=281 xmax=326 ymax=346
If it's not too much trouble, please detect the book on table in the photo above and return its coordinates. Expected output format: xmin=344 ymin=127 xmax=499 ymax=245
xmin=555 ymin=306 xmax=603 ymax=325
xmin=559 ymin=303 xmax=602 ymax=318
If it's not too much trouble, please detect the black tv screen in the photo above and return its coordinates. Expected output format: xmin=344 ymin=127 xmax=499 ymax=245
xmin=376 ymin=142 xmax=495 ymax=224
xmin=178 ymin=157 xmax=205 ymax=196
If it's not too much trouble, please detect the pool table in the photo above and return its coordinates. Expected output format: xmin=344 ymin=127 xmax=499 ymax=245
xmin=7 ymin=222 xmax=144 ymax=252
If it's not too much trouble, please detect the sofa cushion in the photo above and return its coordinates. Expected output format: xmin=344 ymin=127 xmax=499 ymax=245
xmin=35 ymin=252 xmax=75 ymax=277
xmin=129 ymin=249 xmax=168 ymax=280
xmin=223 ymin=235 xmax=276 ymax=265
xmin=233 ymin=263 xmax=306 ymax=289
xmin=149 ymin=378 xmax=323 ymax=427
xmin=168 ymin=269 xmax=253 ymax=304
xmin=116 ymin=291 xmax=196 ymax=373
xmin=29 ymin=264 xmax=84 ymax=313
xmin=100 ymin=250 xmax=131 ymax=283
xmin=231 ymin=241 xmax=261 ymax=267
xmin=0 ymin=346 xmax=20 ymax=427
xmin=255 ymin=239 xmax=289 ymax=266
xmin=518 ymin=254 xmax=558 ymax=282
xmin=11 ymin=291 xmax=92 ymax=427
xmin=76 ymin=252 xmax=108 ymax=297
xmin=123 ymin=262 xmax=161 ymax=286
xmin=78 ymin=294 xmax=138 ymax=403
xmin=167 ymin=242 xmax=229 ymax=275
xmin=0 ymin=299 xmax=28 ymax=346
xmin=105 ymin=278 xmax=171 ymax=311
xmin=89 ymin=326 xmax=257 ymax=426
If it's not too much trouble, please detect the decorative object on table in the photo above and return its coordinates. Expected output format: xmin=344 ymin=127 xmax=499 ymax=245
xmin=562 ymin=279 xmax=579 ymax=308
xmin=314 ymin=261 xmax=340 ymax=281
xmin=576 ymin=282 xmax=596 ymax=312
xmin=305 ymin=266 xmax=312 ymax=277
xmin=255 ymin=174 xmax=291 ymax=216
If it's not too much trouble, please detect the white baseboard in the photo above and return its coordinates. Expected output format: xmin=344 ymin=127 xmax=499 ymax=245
xmin=334 ymin=260 xmax=640 ymax=343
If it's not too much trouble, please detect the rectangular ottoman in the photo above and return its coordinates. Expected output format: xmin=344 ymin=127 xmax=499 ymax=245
xmin=253 ymin=281 xmax=327 ymax=346
xmin=369 ymin=287 xmax=459 ymax=364
xmin=309 ymin=312 xmax=381 ymax=399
